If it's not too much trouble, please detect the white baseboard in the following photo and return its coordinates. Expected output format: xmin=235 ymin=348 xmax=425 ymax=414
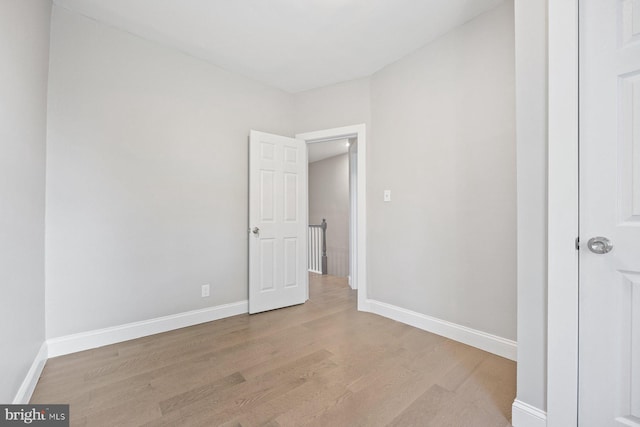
xmin=512 ymin=399 xmax=547 ymax=427
xmin=13 ymin=342 xmax=48 ymax=404
xmin=366 ymin=299 xmax=517 ymax=361
xmin=47 ymin=300 xmax=248 ymax=358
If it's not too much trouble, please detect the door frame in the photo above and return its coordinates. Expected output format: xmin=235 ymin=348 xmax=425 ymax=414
xmin=349 ymin=138 xmax=357 ymax=289
xmin=296 ymin=124 xmax=368 ymax=311
xmin=547 ymin=0 xmax=579 ymax=425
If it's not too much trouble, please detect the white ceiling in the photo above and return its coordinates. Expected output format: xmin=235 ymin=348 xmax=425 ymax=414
xmin=53 ymin=0 xmax=504 ymax=93
xmin=308 ymin=139 xmax=350 ymax=164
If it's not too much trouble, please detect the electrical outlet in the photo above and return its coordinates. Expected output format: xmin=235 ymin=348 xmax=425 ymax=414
xmin=201 ymin=284 xmax=210 ymax=298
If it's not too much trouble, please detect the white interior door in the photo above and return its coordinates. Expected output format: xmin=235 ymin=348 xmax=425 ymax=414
xmin=579 ymin=0 xmax=640 ymax=425
xmin=249 ymin=130 xmax=307 ymax=314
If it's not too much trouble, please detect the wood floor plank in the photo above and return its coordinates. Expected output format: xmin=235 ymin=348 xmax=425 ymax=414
xmin=388 ymin=384 xmax=456 ymax=427
xmin=158 ymin=372 xmax=246 ymax=415
xmin=31 ymin=273 xmax=515 ymax=426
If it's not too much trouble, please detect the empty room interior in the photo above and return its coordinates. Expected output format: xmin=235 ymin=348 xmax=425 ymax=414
xmin=3 ymin=0 xmax=630 ymax=426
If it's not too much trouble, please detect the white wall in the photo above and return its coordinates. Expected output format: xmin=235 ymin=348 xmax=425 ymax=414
xmin=293 ymin=77 xmax=371 ymax=135
xmin=514 ymin=0 xmax=548 ymax=415
xmin=309 ymin=153 xmax=350 ymax=277
xmin=0 ymin=0 xmax=51 ymax=402
xmin=369 ymin=1 xmax=516 ymax=340
xmin=45 ymin=6 xmax=294 ymax=338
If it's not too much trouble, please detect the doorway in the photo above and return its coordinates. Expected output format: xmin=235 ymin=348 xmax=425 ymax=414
xmin=307 ymin=138 xmax=352 ymax=284
xmin=296 ymin=124 xmax=368 ymax=311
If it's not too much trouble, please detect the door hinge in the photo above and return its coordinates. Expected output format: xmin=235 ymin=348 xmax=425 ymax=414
xmin=575 ymin=236 xmax=580 ymax=250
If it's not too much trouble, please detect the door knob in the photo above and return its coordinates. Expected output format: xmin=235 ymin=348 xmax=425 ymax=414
xmin=252 ymin=227 xmax=260 ymax=235
xmin=587 ymin=236 xmax=613 ymax=254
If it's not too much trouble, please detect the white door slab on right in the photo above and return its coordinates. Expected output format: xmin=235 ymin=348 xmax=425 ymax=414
xmin=579 ymin=0 xmax=640 ymax=425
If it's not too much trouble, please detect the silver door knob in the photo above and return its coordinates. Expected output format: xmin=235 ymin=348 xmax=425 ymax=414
xmin=252 ymin=227 xmax=260 ymax=234
xmin=587 ymin=236 xmax=613 ymax=254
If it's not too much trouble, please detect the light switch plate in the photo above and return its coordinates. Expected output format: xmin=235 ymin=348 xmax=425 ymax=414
xmin=384 ymin=190 xmax=391 ymax=202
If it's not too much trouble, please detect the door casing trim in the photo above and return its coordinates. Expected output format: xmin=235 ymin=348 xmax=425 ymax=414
xmin=547 ymin=0 xmax=580 ymax=425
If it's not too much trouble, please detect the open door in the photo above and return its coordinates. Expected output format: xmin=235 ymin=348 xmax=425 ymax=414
xmin=249 ymin=130 xmax=307 ymax=314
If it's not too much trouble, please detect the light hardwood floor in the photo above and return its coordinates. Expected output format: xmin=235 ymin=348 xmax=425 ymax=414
xmin=31 ymin=274 xmax=516 ymax=426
